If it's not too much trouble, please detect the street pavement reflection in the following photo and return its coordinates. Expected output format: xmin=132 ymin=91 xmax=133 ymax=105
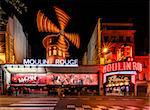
xmin=0 ymin=96 xmax=149 ymax=110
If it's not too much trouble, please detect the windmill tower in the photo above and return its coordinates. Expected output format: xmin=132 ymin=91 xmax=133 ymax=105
xmin=37 ymin=6 xmax=80 ymax=63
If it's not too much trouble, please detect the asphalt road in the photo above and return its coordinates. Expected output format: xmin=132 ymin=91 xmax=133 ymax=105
xmin=0 ymin=96 xmax=149 ymax=110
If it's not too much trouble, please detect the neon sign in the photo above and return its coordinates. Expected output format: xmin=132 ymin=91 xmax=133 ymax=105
xmin=103 ymin=71 xmax=136 ymax=84
xmin=11 ymin=74 xmax=46 ymax=84
xmin=23 ymin=59 xmax=47 ymax=65
xmin=55 ymin=59 xmax=78 ymax=65
xmin=103 ymin=62 xmax=142 ymax=73
xmin=23 ymin=59 xmax=78 ymax=67
xmin=108 ymin=76 xmax=130 ymax=83
xmin=11 ymin=74 xmax=98 ymax=85
xmin=18 ymin=76 xmax=37 ymax=83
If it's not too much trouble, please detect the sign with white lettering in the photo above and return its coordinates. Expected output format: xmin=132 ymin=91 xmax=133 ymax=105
xmin=11 ymin=74 xmax=46 ymax=84
xmin=103 ymin=62 xmax=142 ymax=73
xmin=107 ymin=76 xmax=130 ymax=84
xmin=11 ymin=74 xmax=98 ymax=85
xmin=23 ymin=59 xmax=78 ymax=67
xmin=103 ymin=71 xmax=136 ymax=84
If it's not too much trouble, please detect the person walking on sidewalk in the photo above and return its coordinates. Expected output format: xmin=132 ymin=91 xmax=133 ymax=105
xmin=57 ymin=87 xmax=64 ymax=99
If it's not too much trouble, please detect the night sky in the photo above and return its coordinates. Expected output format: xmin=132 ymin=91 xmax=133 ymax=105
xmin=1 ymin=0 xmax=149 ymax=60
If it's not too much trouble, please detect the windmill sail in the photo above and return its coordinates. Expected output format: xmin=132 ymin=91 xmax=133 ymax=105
xmin=37 ymin=10 xmax=59 ymax=33
xmin=37 ymin=6 xmax=80 ymax=59
xmin=65 ymin=33 xmax=80 ymax=48
xmin=54 ymin=6 xmax=70 ymax=30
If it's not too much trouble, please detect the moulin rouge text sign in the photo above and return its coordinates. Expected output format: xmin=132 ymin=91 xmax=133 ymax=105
xmin=104 ymin=62 xmax=142 ymax=73
xmin=23 ymin=59 xmax=78 ymax=66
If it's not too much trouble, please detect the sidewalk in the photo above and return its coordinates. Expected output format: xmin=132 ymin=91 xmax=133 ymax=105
xmin=0 ymin=95 xmax=149 ymax=99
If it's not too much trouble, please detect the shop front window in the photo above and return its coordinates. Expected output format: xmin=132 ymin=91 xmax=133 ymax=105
xmin=105 ymin=75 xmax=134 ymax=96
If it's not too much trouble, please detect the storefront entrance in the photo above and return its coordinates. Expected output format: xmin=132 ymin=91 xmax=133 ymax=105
xmin=104 ymin=75 xmax=134 ymax=96
xmin=8 ymin=72 xmax=99 ymax=96
xmin=8 ymin=85 xmax=48 ymax=96
xmin=47 ymin=85 xmax=99 ymax=96
xmin=137 ymin=85 xmax=147 ymax=96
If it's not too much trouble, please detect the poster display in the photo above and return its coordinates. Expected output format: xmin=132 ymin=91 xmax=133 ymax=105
xmin=11 ymin=73 xmax=98 ymax=85
xmin=11 ymin=74 xmax=46 ymax=84
xmin=47 ymin=74 xmax=98 ymax=85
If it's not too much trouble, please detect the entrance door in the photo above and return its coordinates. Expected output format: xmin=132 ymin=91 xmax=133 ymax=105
xmin=137 ymin=85 xmax=147 ymax=96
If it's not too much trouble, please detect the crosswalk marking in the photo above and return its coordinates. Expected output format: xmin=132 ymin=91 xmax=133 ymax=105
xmin=10 ymin=103 xmax=57 ymax=106
xmin=0 ymin=107 xmax=54 ymax=110
xmin=126 ymin=106 xmax=140 ymax=110
xmin=108 ymin=108 xmax=120 ymax=110
xmin=143 ymin=105 xmax=150 ymax=109
xmin=97 ymin=105 xmax=108 ymax=109
xmin=0 ymin=97 xmax=148 ymax=110
xmin=75 ymin=107 xmax=84 ymax=110
xmin=82 ymin=105 xmax=91 ymax=108
xmin=65 ymin=105 xmax=149 ymax=110
xmin=18 ymin=100 xmax=58 ymax=104
xmin=1 ymin=98 xmax=60 ymax=110
xmin=67 ymin=104 xmax=76 ymax=108
xmin=1 ymin=103 xmax=149 ymax=110
xmin=29 ymin=98 xmax=59 ymax=100
xmin=110 ymin=106 xmax=124 ymax=109
xmin=92 ymin=108 xmax=100 ymax=110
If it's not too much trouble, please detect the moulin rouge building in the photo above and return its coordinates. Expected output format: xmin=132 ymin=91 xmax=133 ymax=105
xmin=83 ymin=18 xmax=150 ymax=96
xmin=0 ymin=6 xmax=100 ymax=95
xmin=0 ymin=6 xmax=149 ymax=96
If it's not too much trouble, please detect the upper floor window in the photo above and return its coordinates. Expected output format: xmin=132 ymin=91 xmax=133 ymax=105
xmin=112 ymin=47 xmax=116 ymax=53
xmin=104 ymin=36 xmax=109 ymax=42
xmin=126 ymin=36 xmax=131 ymax=42
xmin=111 ymin=36 xmax=116 ymax=42
xmin=115 ymin=37 xmax=119 ymax=42
xmin=119 ymin=36 xmax=124 ymax=42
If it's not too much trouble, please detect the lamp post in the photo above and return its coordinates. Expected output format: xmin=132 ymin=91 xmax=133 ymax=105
xmin=97 ymin=18 xmax=103 ymax=96
xmin=97 ymin=18 xmax=110 ymax=96
xmin=102 ymin=47 xmax=109 ymax=64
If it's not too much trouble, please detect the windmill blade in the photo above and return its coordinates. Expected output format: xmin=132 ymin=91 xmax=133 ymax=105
xmin=57 ymin=35 xmax=69 ymax=51
xmin=57 ymin=35 xmax=70 ymax=58
xmin=65 ymin=33 xmax=80 ymax=48
xmin=37 ymin=10 xmax=60 ymax=33
xmin=54 ymin=6 xmax=70 ymax=30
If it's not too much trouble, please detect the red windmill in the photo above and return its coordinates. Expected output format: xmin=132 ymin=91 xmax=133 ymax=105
xmin=37 ymin=6 xmax=80 ymax=63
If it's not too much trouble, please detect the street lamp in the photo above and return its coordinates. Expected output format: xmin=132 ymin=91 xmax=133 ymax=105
xmin=102 ymin=47 xmax=108 ymax=53
xmin=102 ymin=47 xmax=110 ymax=65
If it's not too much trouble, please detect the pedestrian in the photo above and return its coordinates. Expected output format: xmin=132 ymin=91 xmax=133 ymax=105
xmin=57 ymin=87 xmax=65 ymax=99
xmin=57 ymin=87 xmax=62 ymax=98
xmin=15 ymin=88 xmax=19 ymax=96
xmin=7 ymin=87 xmax=12 ymax=96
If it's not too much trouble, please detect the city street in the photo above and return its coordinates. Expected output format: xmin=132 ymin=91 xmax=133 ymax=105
xmin=0 ymin=96 xmax=149 ymax=110
xmin=0 ymin=0 xmax=149 ymax=110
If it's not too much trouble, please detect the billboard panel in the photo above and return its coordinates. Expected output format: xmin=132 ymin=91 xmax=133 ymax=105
xmin=47 ymin=74 xmax=98 ymax=85
xmin=11 ymin=73 xmax=98 ymax=86
xmin=11 ymin=74 xmax=46 ymax=84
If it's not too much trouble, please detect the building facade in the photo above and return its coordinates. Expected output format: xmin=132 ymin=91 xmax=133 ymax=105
xmin=83 ymin=18 xmax=149 ymax=96
xmin=134 ymin=55 xmax=150 ymax=96
xmin=83 ymin=18 xmax=135 ymax=65
xmin=0 ymin=7 xmax=31 ymax=94
xmin=1 ymin=63 xmax=100 ymax=96
xmin=0 ymin=15 xmax=31 ymax=64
